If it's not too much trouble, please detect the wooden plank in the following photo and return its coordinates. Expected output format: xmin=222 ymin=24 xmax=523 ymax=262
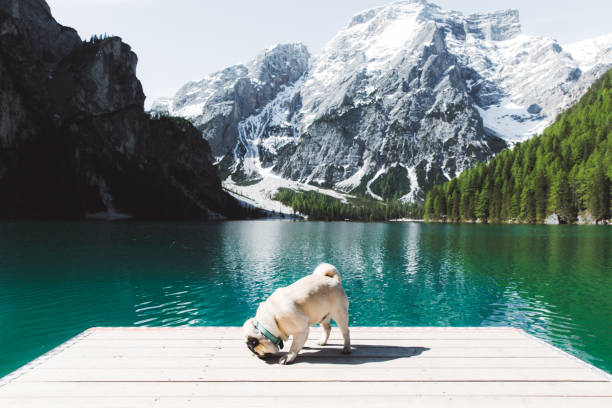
xmin=1 ymin=396 xmax=612 ymax=408
xmin=2 ymin=381 xmax=612 ymax=398
xmin=37 ymin=356 xmax=581 ymax=370
xmin=85 ymin=327 xmax=527 ymax=340
xmin=74 ymin=338 xmax=541 ymax=348
xmin=53 ymin=343 xmax=566 ymax=359
xmin=17 ymin=367 xmax=606 ymax=382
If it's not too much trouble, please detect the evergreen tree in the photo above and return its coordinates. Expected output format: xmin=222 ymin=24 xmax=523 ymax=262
xmin=534 ymin=169 xmax=549 ymax=221
xmin=475 ymin=186 xmax=489 ymax=221
xmin=589 ymin=165 xmax=611 ymax=221
xmin=521 ymin=186 xmax=536 ymax=223
xmin=549 ymin=170 xmax=576 ymax=222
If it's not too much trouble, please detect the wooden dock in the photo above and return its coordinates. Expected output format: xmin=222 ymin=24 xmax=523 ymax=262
xmin=1 ymin=327 xmax=611 ymax=407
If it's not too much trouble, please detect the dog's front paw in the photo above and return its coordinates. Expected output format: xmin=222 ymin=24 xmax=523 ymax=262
xmin=278 ymin=353 xmax=295 ymax=365
xmin=342 ymin=346 xmax=352 ymax=355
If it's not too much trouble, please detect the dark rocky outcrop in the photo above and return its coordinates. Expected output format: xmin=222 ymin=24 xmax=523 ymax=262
xmin=0 ymin=0 xmax=247 ymax=219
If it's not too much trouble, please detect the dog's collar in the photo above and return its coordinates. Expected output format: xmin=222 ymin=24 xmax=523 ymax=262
xmin=254 ymin=320 xmax=284 ymax=348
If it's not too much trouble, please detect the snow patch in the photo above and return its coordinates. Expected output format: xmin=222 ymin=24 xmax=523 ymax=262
xmin=174 ymin=102 xmax=205 ymax=118
xmin=365 ymin=166 xmax=387 ymax=201
xmin=335 ymin=159 xmax=373 ymax=191
xmin=223 ymin=173 xmax=354 ymax=217
xmin=400 ymin=165 xmax=420 ymax=203
xmin=476 ymin=98 xmax=548 ymax=143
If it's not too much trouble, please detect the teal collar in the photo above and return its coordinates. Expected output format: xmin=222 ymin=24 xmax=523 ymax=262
xmin=255 ymin=320 xmax=284 ymax=349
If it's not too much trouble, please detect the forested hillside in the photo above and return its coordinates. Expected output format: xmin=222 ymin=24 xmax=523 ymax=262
xmin=273 ymin=189 xmax=423 ymax=221
xmin=424 ymin=69 xmax=612 ymax=224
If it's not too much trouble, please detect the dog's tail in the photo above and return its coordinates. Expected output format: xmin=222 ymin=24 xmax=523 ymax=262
xmin=313 ymin=263 xmax=341 ymax=282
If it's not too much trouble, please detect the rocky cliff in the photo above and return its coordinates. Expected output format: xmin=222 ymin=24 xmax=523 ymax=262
xmin=155 ymin=0 xmax=612 ymax=203
xmin=0 ymin=0 xmax=245 ymax=219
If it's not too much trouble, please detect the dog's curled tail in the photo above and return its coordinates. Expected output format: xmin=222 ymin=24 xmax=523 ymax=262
xmin=313 ymin=263 xmax=341 ymax=282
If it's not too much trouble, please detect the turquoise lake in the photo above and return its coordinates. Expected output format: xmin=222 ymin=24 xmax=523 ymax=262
xmin=0 ymin=221 xmax=611 ymax=377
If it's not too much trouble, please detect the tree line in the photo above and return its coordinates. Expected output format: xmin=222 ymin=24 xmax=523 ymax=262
xmin=424 ymin=69 xmax=612 ymax=224
xmin=274 ymin=188 xmax=423 ymax=221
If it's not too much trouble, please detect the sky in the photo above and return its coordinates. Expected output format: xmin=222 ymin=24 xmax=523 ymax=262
xmin=46 ymin=0 xmax=612 ymax=105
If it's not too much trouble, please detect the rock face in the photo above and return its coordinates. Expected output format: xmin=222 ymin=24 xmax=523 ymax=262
xmin=0 ymin=0 xmax=245 ymax=219
xmin=155 ymin=0 xmax=612 ymax=202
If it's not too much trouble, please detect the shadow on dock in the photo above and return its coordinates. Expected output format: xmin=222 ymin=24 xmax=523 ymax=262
xmin=264 ymin=344 xmax=431 ymax=365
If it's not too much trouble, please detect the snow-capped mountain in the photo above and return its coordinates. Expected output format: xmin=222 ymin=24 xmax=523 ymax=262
xmin=153 ymin=0 xmax=612 ymax=204
xmin=152 ymin=43 xmax=310 ymax=157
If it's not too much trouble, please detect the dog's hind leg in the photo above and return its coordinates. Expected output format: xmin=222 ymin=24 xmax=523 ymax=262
xmin=318 ymin=316 xmax=331 ymax=346
xmin=332 ymin=307 xmax=351 ymax=354
xmin=279 ymin=327 xmax=309 ymax=365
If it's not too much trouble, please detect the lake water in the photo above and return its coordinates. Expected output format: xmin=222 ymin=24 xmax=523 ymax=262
xmin=0 ymin=221 xmax=611 ymax=377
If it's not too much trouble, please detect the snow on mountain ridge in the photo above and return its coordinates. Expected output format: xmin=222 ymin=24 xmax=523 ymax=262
xmin=463 ymin=9 xmax=521 ymax=41
xmin=160 ymin=43 xmax=309 ymax=118
xmin=566 ymin=33 xmax=612 ymax=72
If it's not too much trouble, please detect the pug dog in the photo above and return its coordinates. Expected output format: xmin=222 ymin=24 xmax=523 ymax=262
xmin=242 ymin=263 xmax=351 ymax=365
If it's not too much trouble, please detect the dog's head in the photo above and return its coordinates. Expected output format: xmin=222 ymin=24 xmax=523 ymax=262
xmin=242 ymin=318 xmax=281 ymax=358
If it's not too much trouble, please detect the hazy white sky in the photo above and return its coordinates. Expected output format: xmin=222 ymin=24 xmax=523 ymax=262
xmin=46 ymin=0 xmax=612 ymax=104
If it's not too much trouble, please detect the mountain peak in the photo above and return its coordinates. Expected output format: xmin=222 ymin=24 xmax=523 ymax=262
xmin=262 ymin=42 xmax=308 ymax=54
xmin=465 ymin=9 xmax=521 ymax=41
xmin=250 ymin=43 xmax=310 ymax=80
xmin=347 ymin=1 xmax=438 ymax=29
xmin=346 ymin=1 xmax=521 ymax=42
xmin=247 ymin=42 xmax=310 ymax=88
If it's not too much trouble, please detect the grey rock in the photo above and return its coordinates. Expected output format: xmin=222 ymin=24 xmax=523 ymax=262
xmin=527 ymin=104 xmax=542 ymax=115
xmin=577 ymin=213 xmax=597 ymax=225
xmin=567 ymin=68 xmax=582 ymax=82
xmin=545 ymin=214 xmax=560 ymax=225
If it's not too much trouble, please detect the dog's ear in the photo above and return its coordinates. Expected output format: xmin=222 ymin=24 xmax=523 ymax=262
xmin=242 ymin=318 xmax=257 ymax=336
